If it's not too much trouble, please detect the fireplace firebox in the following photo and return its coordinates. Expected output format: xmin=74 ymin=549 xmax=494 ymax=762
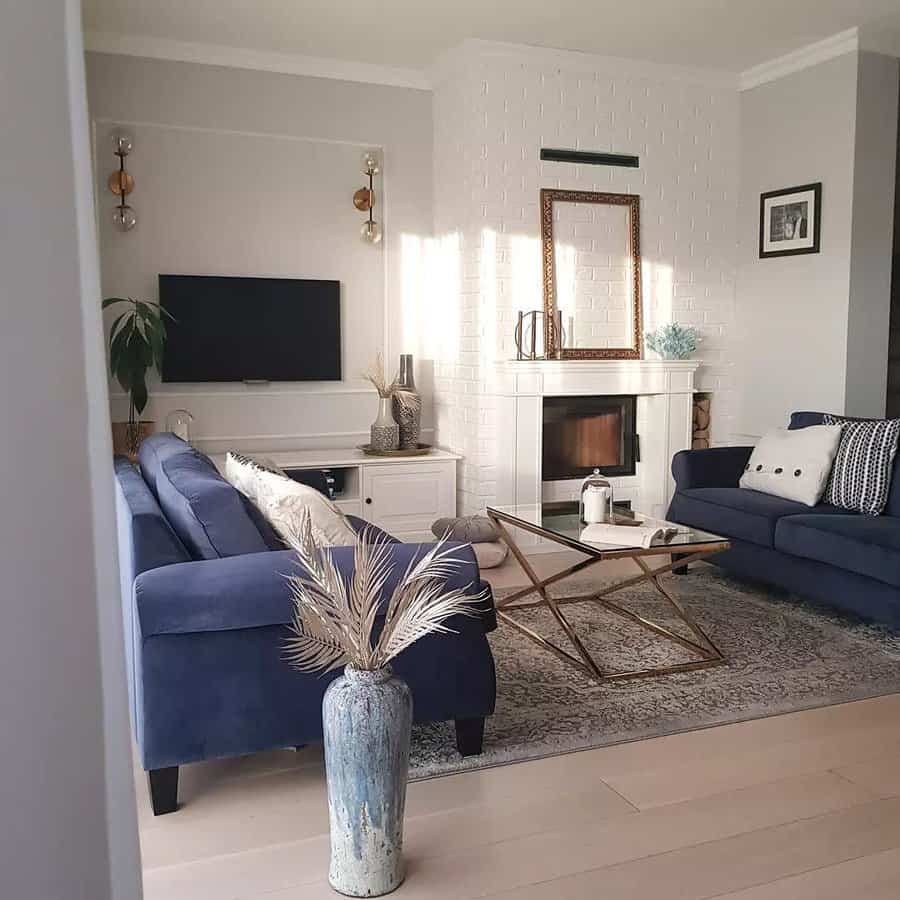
xmin=542 ymin=395 xmax=638 ymax=480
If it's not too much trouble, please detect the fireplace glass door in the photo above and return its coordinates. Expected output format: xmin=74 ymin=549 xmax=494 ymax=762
xmin=542 ymin=395 xmax=637 ymax=480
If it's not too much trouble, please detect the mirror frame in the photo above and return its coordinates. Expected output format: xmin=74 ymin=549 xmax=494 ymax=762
xmin=540 ymin=188 xmax=643 ymax=360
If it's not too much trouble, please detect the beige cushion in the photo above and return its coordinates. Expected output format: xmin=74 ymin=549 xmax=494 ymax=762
xmin=224 ymin=453 xmax=356 ymax=547
xmin=472 ymin=541 xmax=509 ymax=569
xmin=432 ymin=515 xmax=499 ymax=543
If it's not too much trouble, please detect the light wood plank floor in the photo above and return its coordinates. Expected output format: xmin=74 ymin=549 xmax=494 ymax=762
xmin=136 ymin=552 xmax=900 ymax=899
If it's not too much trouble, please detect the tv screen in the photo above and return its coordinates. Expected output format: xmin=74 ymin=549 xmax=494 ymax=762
xmin=159 ymin=275 xmax=341 ymax=383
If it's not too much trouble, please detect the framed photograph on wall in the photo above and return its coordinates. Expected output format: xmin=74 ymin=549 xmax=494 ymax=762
xmin=759 ymin=182 xmax=822 ymax=258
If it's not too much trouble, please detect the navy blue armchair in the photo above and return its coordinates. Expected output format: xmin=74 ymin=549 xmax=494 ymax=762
xmin=115 ymin=435 xmax=496 ymax=815
xmin=667 ymin=411 xmax=900 ymax=627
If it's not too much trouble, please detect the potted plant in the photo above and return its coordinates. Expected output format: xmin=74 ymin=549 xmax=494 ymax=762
xmin=104 ymin=296 xmax=173 ymax=458
xmin=283 ymin=517 xmax=483 ymax=897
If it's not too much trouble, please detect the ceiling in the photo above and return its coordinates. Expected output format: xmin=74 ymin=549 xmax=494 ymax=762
xmin=83 ymin=0 xmax=900 ymax=74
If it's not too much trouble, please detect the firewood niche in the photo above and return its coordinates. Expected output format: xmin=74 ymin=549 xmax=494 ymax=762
xmin=692 ymin=394 xmax=711 ymax=449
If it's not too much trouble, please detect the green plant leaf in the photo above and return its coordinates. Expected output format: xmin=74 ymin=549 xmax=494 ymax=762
xmin=102 ymin=296 xmax=131 ymax=310
xmin=148 ymin=326 xmax=164 ymax=370
xmin=134 ymin=299 xmax=154 ymax=320
xmin=115 ymin=360 xmax=134 ymax=392
xmin=140 ymin=336 xmax=153 ymax=367
xmin=131 ymin=376 xmax=148 ymax=416
xmin=107 ymin=311 xmax=130 ymax=348
xmin=119 ymin=329 xmax=145 ymax=381
xmin=109 ymin=322 xmax=133 ymax=377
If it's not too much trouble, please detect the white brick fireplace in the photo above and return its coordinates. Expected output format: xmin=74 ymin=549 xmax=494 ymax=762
xmin=430 ymin=40 xmax=739 ymax=517
xmin=495 ymin=359 xmax=700 ymax=521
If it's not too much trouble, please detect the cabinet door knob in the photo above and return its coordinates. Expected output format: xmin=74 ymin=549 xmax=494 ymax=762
xmin=365 ymin=497 xmax=372 ymax=505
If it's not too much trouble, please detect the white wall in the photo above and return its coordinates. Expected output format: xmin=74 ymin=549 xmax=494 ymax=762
xmin=86 ymin=53 xmax=433 ymax=452
xmin=735 ymin=51 xmax=899 ymax=439
xmin=431 ymin=41 xmax=740 ymax=514
xmin=846 ymin=52 xmax=900 ymax=416
xmin=735 ymin=53 xmax=857 ymax=438
xmin=1 ymin=2 xmax=141 ymax=898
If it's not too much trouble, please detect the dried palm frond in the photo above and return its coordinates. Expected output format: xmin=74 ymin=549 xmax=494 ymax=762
xmin=361 ymin=352 xmax=399 ymax=398
xmin=392 ymin=389 xmax=421 ymax=415
xmin=284 ymin=515 xmax=487 ymax=673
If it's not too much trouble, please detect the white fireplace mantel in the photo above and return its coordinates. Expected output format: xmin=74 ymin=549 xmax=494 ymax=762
xmin=493 ymin=358 xmax=701 ymax=399
xmin=493 ymin=358 xmax=701 ymax=526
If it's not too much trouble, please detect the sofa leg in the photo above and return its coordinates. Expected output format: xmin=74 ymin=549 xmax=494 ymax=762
xmin=148 ymin=766 xmax=179 ymax=816
xmin=671 ymin=552 xmax=689 ymax=576
xmin=455 ymin=717 xmax=485 ymax=757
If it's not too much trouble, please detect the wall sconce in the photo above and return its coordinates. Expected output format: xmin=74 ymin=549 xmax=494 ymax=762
xmin=108 ymin=131 xmax=136 ymax=232
xmin=354 ymin=150 xmax=382 ymax=244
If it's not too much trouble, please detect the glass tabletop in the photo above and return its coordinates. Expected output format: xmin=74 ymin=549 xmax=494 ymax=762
xmin=486 ymin=501 xmax=728 ymax=555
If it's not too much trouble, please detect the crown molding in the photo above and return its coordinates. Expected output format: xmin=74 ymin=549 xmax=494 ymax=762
xmin=857 ymin=22 xmax=900 ymax=57
xmin=434 ymin=38 xmax=739 ymax=89
xmin=85 ymin=27 xmax=876 ymax=96
xmin=739 ymin=27 xmax=859 ymax=91
xmin=84 ymin=30 xmax=432 ymax=91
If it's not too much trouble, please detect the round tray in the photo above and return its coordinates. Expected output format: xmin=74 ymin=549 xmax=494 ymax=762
xmin=357 ymin=443 xmax=434 ymax=458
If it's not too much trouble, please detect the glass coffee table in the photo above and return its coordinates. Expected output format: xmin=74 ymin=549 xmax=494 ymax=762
xmin=486 ymin=502 xmax=730 ymax=683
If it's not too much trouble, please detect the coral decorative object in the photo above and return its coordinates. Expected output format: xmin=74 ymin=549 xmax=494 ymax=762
xmin=645 ymin=323 xmax=701 ymax=360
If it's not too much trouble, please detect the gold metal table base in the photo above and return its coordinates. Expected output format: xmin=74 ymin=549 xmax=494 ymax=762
xmin=487 ymin=510 xmax=728 ymax=683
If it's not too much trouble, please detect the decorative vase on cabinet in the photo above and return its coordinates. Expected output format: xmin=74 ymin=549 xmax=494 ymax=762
xmin=392 ymin=354 xmax=422 ymax=449
xmin=370 ymin=397 xmax=399 ymax=451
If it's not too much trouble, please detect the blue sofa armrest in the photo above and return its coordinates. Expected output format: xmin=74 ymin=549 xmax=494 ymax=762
xmin=135 ymin=542 xmax=494 ymax=638
xmin=671 ymin=446 xmax=754 ymax=490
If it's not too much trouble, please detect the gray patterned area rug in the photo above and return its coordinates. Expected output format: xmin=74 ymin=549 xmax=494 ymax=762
xmin=408 ymin=567 xmax=900 ymax=779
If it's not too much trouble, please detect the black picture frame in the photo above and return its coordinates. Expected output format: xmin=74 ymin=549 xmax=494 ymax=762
xmin=759 ymin=182 xmax=822 ymax=259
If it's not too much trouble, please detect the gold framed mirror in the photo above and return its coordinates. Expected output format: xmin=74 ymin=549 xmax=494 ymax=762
xmin=540 ymin=189 xmax=643 ymax=359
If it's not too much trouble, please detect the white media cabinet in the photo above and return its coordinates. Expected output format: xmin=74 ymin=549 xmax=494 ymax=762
xmin=212 ymin=447 xmax=460 ymax=543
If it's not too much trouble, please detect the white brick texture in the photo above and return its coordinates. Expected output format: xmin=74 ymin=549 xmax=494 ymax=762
xmin=431 ymin=44 xmax=740 ymax=515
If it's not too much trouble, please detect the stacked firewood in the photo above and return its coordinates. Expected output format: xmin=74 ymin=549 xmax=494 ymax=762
xmin=692 ymin=396 xmax=711 ymax=449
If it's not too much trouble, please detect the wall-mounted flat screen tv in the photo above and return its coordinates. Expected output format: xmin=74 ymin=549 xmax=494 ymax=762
xmin=159 ymin=274 xmax=341 ymax=382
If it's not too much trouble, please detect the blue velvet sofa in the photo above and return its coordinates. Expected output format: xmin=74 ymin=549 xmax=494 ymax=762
xmin=115 ymin=434 xmax=497 ymax=815
xmin=667 ymin=411 xmax=900 ymax=627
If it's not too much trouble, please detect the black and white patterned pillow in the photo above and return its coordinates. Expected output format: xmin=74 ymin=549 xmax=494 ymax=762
xmin=822 ymin=415 xmax=900 ymax=515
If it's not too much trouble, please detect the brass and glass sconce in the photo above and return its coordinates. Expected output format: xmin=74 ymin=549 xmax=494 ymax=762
xmin=109 ymin=131 xmax=136 ymax=232
xmin=354 ymin=150 xmax=382 ymax=244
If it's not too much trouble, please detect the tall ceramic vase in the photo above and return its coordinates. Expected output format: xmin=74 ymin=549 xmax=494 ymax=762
xmin=322 ymin=666 xmax=413 ymax=897
xmin=370 ymin=396 xmax=399 ymax=451
xmin=392 ymin=354 xmax=421 ymax=450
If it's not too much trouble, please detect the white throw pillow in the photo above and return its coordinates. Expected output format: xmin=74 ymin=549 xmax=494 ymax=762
xmin=224 ymin=452 xmax=259 ymax=499
xmin=739 ymin=425 xmax=842 ymax=506
xmin=224 ymin=453 xmax=357 ymax=547
xmin=224 ymin=451 xmax=286 ymax=499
